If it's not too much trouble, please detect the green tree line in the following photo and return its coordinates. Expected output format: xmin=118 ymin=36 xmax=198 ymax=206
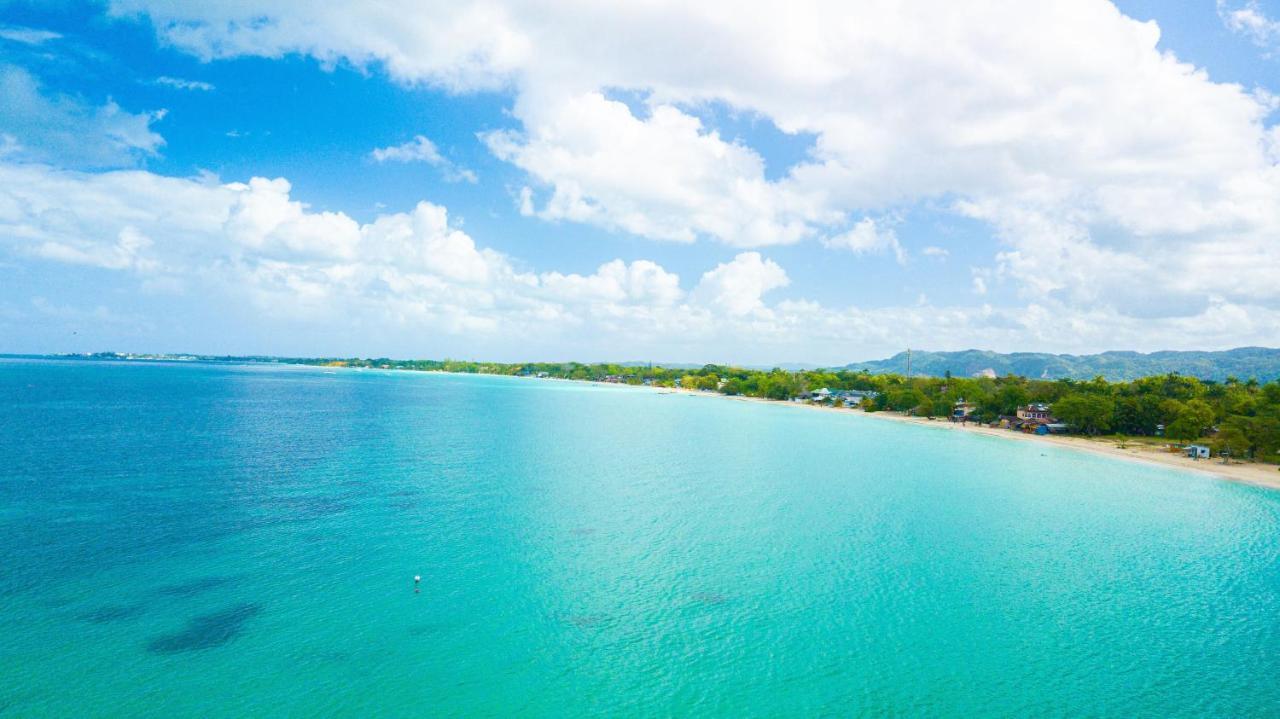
xmin=298 ymin=358 xmax=1280 ymax=463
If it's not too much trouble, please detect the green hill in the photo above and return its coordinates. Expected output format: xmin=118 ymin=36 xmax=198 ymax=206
xmin=841 ymin=347 xmax=1280 ymax=382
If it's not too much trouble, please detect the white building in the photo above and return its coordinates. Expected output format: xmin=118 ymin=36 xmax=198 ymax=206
xmin=1185 ymin=444 xmax=1211 ymax=459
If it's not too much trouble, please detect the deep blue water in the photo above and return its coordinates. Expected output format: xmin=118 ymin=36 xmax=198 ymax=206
xmin=2 ymin=359 xmax=1279 ymax=716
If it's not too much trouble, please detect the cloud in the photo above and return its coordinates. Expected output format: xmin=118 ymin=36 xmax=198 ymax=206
xmin=360 ymin=200 xmax=500 ymax=282
xmin=370 ymin=135 xmax=444 ymax=164
xmin=0 ymin=161 xmax=612 ymax=334
xmin=921 ymin=246 xmax=949 ymax=259
xmin=154 ymin=76 xmax=215 ymax=91
xmin=822 ymin=217 xmax=906 ymax=264
xmin=4 ymin=160 xmax=1279 ymax=361
xmin=104 ymin=0 xmax=1280 ymax=324
xmin=483 ymin=92 xmax=829 ymax=245
xmin=1219 ymin=1 xmax=1280 ymax=52
xmin=223 ymin=176 xmax=363 ymax=260
xmin=540 ymin=259 xmax=683 ymax=306
xmin=0 ymin=25 xmax=62 ymax=45
xmin=370 ymin=135 xmax=477 ymax=183
xmin=971 ymin=271 xmax=988 ymax=296
xmin=693 ymin=252 xmax=789 ymax=316
xmin=34 ymin=226 xmax=160 ymax=273
xmin=109 ymin=2 xmax=531 ymax=92
xmin=0 ymin=64 xmax=165 ymax=168
xmin=517 ymin=185 xmax=535 ymax=215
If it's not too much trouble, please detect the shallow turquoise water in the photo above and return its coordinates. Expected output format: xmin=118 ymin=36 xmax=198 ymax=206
xmin=3 ymin=359 xmax=1280 ymax=716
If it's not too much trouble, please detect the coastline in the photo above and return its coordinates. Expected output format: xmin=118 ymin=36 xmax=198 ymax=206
xmin=45 ymin=359 xmax=1276 ymax=492
xmin=652 ymin=384 xmax=1280 ymax=491
xmin=195 ymin=364 xmax=1280 ymax=492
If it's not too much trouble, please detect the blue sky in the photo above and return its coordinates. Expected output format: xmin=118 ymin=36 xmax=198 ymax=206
xmin=1 ymin=1 xmax=1279 ymax=364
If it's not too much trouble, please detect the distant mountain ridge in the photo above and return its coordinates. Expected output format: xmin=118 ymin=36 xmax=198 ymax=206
xmin=839 ymin=347 xmax=1280 ymax=382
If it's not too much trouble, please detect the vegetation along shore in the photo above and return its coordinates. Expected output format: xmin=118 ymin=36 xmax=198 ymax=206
xmin=293 ymin=356 xmax=1280 ymax=486
xmin=29 ymin=352 xmax=1280 ymax=487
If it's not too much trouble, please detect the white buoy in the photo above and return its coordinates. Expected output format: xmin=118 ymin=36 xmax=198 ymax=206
xmin=414 ymin=575 xmax=421 ymax=583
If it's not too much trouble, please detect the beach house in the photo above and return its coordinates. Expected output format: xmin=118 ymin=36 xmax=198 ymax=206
xmin=1016 ymin=403 xmax=1054 ymax=422
xmin=1013 ymin=403 xmax=1057 ymax=432
xmin=844 ymin=390 xmax=880 ymax=406
xmin=794 ymin=388 xmax=879 ymax=407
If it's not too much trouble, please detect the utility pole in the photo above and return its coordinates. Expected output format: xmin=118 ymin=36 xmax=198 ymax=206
xmin=906 ymin=348 xmax=912 ymax=378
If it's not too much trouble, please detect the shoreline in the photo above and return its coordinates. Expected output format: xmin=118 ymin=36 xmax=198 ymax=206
xmin=34 ymin=359 xmax=1276 ymax=491
xmin=222 ymin=363 xmax=1280 ymax=492
xmin=651 ymin=384 xmax=1280 ymax=491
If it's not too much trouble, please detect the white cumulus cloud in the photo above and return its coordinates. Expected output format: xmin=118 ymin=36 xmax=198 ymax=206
xmin=823 ymin=218 xmax=906 ymax=264
xmin=4 ymin=158 xmax=1280 ymax=361
xmin=540 ymin=259 xmax=683 ymax=306
xmin=484 ymin=92 xmax=829 ymax=245
xmin=370 ymin=135 xmax=477 ymax=183
xmin=694 ymin=252 xmax=790 ymax=316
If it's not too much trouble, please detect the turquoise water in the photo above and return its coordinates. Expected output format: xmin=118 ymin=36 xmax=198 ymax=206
xmin=3 ymin=359 xmax=1280 ymax=716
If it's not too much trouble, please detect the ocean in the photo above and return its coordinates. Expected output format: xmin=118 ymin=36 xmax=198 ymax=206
xmin=3 ymin=358 xmax=1279 ymax=716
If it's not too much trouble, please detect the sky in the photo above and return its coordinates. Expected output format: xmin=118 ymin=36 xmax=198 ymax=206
xmin=1 ymin=0 xmax=1279 ymax=365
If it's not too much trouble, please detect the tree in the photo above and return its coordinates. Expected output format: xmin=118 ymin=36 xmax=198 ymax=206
xmin=1166 ymin=399 xmax=1215 ymax=443
xmin=934 ymin=398 xmax=953 ymax=418
xmin=992 ymin=383 xmax=1030 ymax=416
xmin=1113 ymin=394 xmax=1162 ymax=435
xmin=1250 ymin=416 xmax=1280 ymax=460
xmin=1213 ymin=420 xmax=1250 ymax=461
xmin=888 ymin=388 xmax=926 ymax=412
xmin=1052 ymin=395 xmax=1115 ymax=435
xmin=759 ymin=374 xmax=794 ymax=401
xmin=1158 ymin=399 xmax=1186 ymax=426
xmin=1262 ymin=382 xmax=1280 ymax=406
xmin=1218 ymin=414 xmax=1280 ymax=460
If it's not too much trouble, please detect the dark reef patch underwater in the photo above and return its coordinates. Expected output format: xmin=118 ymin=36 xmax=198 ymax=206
xmin=79 ymin=603 xmax=148 ymax=624
xmin=145 ymin=603 xmax=264 ymax=654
